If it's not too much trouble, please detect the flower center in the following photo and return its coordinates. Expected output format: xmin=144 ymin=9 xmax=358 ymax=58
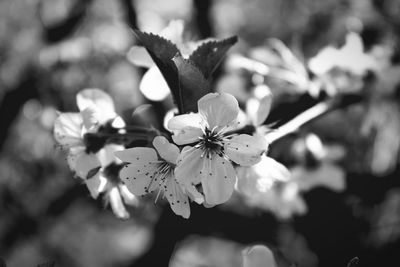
xmin=146 ymin=161 xmax=172 ymax=194
xmin=196 ymin=127 xmax=225 ymax=158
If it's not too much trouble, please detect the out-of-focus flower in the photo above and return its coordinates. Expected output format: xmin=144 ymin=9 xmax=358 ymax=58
xmin=240 ymin=177 xmax=307 ymax=220
xmin=115 ymin=136 xmax=190 ymax=218
xmin=309 ymin=32 xmax=376 ymax=76
xmin=169 ymin=93 xmax=266 ymax=206
xmin=308 ymin=32 xmax=377 ymax=95
xmin=236 ymin=155 xmax=301 ymax=220
xmin=244 ymin=85 xmax=273 ymax=128
xmin=127 ymin=20 xmax=202 ymax=101
xmin=361 ymin=100 xmax=400 ymax=175
xmin=290 ymin=133 xmax=346 ymax=192
xmin=226 ymin=38 xmax=311 ymax=96
xmin=367 ymin=189 xmax=400 ymax=246
xmin=236 ymin=156 xmax=291 ymax=196
xmin=242 ymin=245 xmax=277 ymax=267
xmin=54 ymin=88 xmax=136 ymax=218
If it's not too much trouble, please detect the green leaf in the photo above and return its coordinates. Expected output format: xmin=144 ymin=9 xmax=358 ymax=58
xmin=172 ymin=56 xmax=212 ymax=113
xmin=132 ymin=30 xmax=182 ymax=110
xmin=189 ymin=36 xmax=238 ymax=79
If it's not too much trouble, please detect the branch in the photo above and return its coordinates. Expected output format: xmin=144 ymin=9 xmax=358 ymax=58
xmin=264 ymin=96 xmax=361 ymax=144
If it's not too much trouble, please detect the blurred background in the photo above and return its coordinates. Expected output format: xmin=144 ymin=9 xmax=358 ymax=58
xmin=1 ymin=0 xmax=400 ymax=266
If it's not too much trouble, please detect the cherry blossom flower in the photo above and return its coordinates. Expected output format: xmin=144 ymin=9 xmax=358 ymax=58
xmin=54 ymin=88 xmax=137 ymax=218
xmin=168 ymin=93 xmax=267 ymax=206
xmin=115 ymin=136 xmax=190 ymax=218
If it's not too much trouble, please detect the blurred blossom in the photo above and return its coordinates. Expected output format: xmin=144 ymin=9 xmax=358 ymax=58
xmin=39 ymin=0 xmax=75 ymax=27
xmin=290 ymin=163 xmax=346 ymax=193
xmin=225 ymin=39 xmax=311 ymax=97
xmin=309 ymin=32 xmax=376 ymax=76
xmin=250 ymin=39 xmax=310 ymax=93
xmin=135 ymin=0 xmax=193 ymax=32
xmin=277 ymin=226 xmax=318 ymax=267
xmin=237 ymin=157 xmax=306 ymax=219
xmin=54 ymin=88 xmax=136 ymax=218
xmin=107 ymin=62 xmax=143 ymax=110
xmin=39 ymin=37 xmax=92 ymax=66
xmin=170 ymin=236 xmax=242 ymax=267
xmin=42 ymin=202 xmax=150 ymax=267
xmin=216 ymin=72 xmax=250 ymax=103
xmin=368 ymin=189 xmax=400 ymax=246
xmin=245 ymin=181 xmax=307 ymax=220
xmin=236 ymin=156 xmax=291 ymax=196
xmin=361 ymin=101 xmax=400 ymax=175
xmin=92 ymin=23 xmax=132 ymax=53
xmin=242 ymin=245 xmax=277 ymax=267
xmin=291 ymin=134 xmax=346 ymax=192
xmin=245 ymin=87 xmax=273 ymax=127
xmin=308 ymin=32 xmax=376 ymax=95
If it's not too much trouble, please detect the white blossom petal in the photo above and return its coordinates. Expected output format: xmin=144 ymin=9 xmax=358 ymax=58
xmin=119 ymin=161 xmax=160 ymax=196
xmin=175 ymin=146 xmax=204 ymax=186
xmin=109 ymin=186 xmax=130 ymax=219
xmin=140 ymin=66 xmax=171 ymax=101
xmin=168 ymin=114 xmax=203 ymax=145
xmin=119 ymin=184 xmax=139 ymax=206
xmin=201 ymin=154 xmax=237 ymax=205
xmin=76 ymin=88 xmax=115 ymax=116
xmin=67 ymin=147 xmax=101 ymax=179
xmin=153 ymin=136 xmax=180 ymax=164
xmin=246 ymin=92 xmax=272 ymax=126
xmin=225 ymin=134 xmax=266 ymax=166
xmin=80 ymin=107 xmax=101 ymax=131
xmin=114 ymin=147 xmax=158 ymax=164
xmin=163 ymin=108 xmax=178 ymax=132
xmin=182 ymin=184 xmax=204 ymax=204
xmin=165 ymin=173 xmax=190 ymax=218
xmin=97 ymin=144 xmax=124 ymax=167
xmin=127 ymin=46 xmax=154 ymax=68
xmin=198 ymin=93 xmax=239 ymax=129
xmin=253 ymin=156 xmax=291 ymax=183
xmin=85 ymin=173 xmax=108 ymax=199
xmin=54 ymin=113 xmax=84 ymax=147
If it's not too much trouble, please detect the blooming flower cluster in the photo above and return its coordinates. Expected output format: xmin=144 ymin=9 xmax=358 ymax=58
xmin=53 ymin=24 xmax=292 ymax=219
xmin=54 ymin=87 xmax=283 ymax=218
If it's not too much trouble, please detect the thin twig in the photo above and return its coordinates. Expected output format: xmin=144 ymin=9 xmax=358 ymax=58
xmin=264 ymin=99 xmax=336 ymax=144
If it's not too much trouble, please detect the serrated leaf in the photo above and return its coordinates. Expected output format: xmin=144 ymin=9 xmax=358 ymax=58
xmin=189 ymin=36 xmax=238 ymax=79
xmin=132 ymin=30 xmax=182 ymax=110
xmin=172 ymin=56 xmax=212 ymax=113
